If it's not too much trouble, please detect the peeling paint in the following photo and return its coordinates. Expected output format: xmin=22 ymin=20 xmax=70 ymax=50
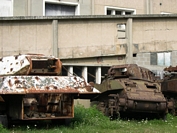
xmin=0 ymin=54 xmax=100 ymax=94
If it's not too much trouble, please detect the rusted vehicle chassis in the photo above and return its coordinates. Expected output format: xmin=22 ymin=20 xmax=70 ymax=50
xmin=0 ymin=54 xmax=99 ymax=127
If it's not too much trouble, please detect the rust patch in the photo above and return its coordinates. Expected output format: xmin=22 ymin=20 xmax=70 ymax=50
xmin=8 ymin=79 xmax=12 ymax=87
xmin=35 ymin=76 xmax=39 ymax=80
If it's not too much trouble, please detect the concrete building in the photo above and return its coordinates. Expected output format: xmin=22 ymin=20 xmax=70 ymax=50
xmin=1 ymin=15 xmax=177 ymax=82
xmin=1 ymin=0 xmax=177 ymax=83
xmin=1 ymin=0 xmax=177 ymax=17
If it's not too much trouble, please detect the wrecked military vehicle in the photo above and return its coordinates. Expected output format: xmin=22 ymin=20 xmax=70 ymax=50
xmin=91 ymin=64 xmax=167 ymax=119
xmin=0 ymin=54 xmax=99 ymax=127
xmin=161 ymin=66 xmax=177 ymax=116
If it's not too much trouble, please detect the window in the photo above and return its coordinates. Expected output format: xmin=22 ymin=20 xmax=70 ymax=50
xmin=117 ymin=23 xmax=126 ymax=39
xmin=150 ymin=52 xmax=171 ymax=66
xmin=161 ymin=12 xmax=172 ymax=14
xmin=105 ymin=6 xmax=136 ymax=15
xmin=44 ymin=0 xmax=79 ymax=16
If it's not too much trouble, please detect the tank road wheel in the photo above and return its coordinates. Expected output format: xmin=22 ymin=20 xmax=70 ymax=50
xmin=97 ymin=101 xmax=108 ymax=116
xmin=168 ymin=98 xmax=177 ymax=116
xmin=108 ymin=94 xmax=120 ymax=120
xmin=97 ymin=94 xmax=120 ymax=120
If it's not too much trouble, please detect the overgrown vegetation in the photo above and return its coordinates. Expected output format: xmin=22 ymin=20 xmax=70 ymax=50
xmin=1 ymin=105 xmax=177 ymax=133
xmin=0 ymin=124 xmax=8 ymax=133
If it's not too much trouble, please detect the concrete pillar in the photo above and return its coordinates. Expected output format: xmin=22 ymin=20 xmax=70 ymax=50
xmin=27 ymin=0 xmax=31 ymax=16
xmin=122 ymin=11 xmax=126 ymax=15
xmin=146 ymin=0 xmax=150 ymax=14
xmin=82 ymin=67 xmax=88 ymax=82
xmin=52 ymin=20 xmax=58 ymax=57
xmin=96 ymin=67 xmax=101 ymax=84
xmin=149 ymin=0 xmax=153 ymax=14
xmin=91 ymin=0 xmax=95 ymax=15
xmin=68 ymin=66 xmax=73 ymax=76
xmin=146 ymin=0 xmax=153 ymax=14
xmin=111 ymin=10 xmax=116 ymax=15
xmin=126 ymin=18 xmax=133 ymax=64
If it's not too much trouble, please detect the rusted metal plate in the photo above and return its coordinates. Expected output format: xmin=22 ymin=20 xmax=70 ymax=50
xmin=108 ymin=64 xmax=156 ymax=82
xmin=162 ymin=65 xmax=177 ymax=93
xmin=23 ymin=94 xmax=74 ymax=120
xmin=127 ymin=91 xmax=166 ymax=102
xmin=0 ymin=54 xmax=62 ymax=76
xmin=164 ymin=66 xmax=177 ymax=72
xmin=162 ymin=80 xmax=177 ymax=93
xmin=119 ymin=78 xmax=166 ymax=102
xmin=0 ymin=55 xmax=30 ymax=75
xmin=0 ymin=76 xmax=99 ymax=94
xmin=126 ymin=100 xmax=166 ymax=112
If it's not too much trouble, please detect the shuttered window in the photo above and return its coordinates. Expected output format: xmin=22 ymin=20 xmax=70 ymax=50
xmin=45 ymin=3 xmax=76 ymax=16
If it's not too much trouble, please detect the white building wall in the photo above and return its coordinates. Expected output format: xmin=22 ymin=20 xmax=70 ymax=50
xmin=0 ymin=0 xmax=13 ymax=17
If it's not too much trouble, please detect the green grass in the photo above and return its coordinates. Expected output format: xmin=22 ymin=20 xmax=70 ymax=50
xmin=1 ymin=105 xmax=177 ymax=133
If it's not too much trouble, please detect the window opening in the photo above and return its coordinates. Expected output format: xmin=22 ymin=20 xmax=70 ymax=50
xmin=117 ymin=24 xmax=126 ymax=39
xmin=105 ymin=6 xmax=136 ymax=15
xmin=150 ymin=52 xmax=171 ymax=66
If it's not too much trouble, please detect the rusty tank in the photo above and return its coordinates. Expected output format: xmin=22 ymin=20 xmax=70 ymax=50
xmin=0 ymin=54 xmax=100 ymax=127
xmin=161 ymin=66 xmax=177 ymax=116
xmin=91 ymin=64 xmax=167 ymax=119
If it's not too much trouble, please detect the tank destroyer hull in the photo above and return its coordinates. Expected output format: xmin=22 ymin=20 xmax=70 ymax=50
xmin=0 ymin=54 xmax=100 ymax=127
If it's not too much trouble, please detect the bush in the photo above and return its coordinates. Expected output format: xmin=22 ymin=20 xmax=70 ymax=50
xmin=0 ymin=124 xmax=8 ymax=133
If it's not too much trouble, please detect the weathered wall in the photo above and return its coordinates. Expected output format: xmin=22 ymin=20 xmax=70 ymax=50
xmin=94 ymin=0 xmax=145 ymax=14
xmin=61 ymin=56 xmax=126 ymax=66
xmin=0 ymin=20 xmax=53 ymax=56
xmin=151 ymin=0 xmax=177 ymax=14
xmin=31 ymin=0 xmax=43 ymax=16
xmin=93 ymin=0 xmax=177 ymax=15
xmin=11 ymin=0 xmax=177 ymax=16
xmin=13 ymin=0 xmax=91 ymax=16
xmin=79 ymin=0 xmax=92 ymax=15
xmin=58 ymin=19 xmax=127 ymax=59
xmin=13 ymin=0 xmax=28 ymax=16
xmin=133 ymin=18 xmax=177 ymax=53
xmin=133 ymin=50 xmax=177 ymax=70
xmin=1 ymin=15 xmax=177 ymax=69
